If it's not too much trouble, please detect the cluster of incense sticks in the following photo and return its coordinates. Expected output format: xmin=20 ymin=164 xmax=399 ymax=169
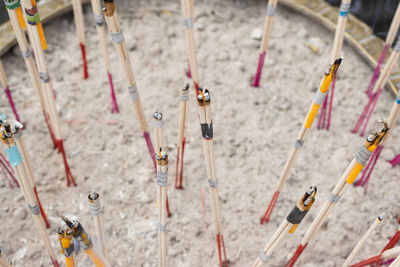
xmin=153 ymin=112 xmax=171 ymax=217
xmin=175 ymin=83 xmax=190 ymax=189
xmin=286 ymin=123 xmax=388 ymax=267
xmin=365 ymin=3 xmax=400 ymax=97
xmin=102 ymin=0 xmax=156 ymax=169
xmin=261 ymin=58 xmax=342 ymax=224
xmin=181 ymin=0 xmax=200 ymax=93
xmin=4 ymin=0 xmax=56 ymax=146
xmin=251 ymin=0 xmax=278 ymax=87
xmin=72 ymin=0 xmax=89 ymax=79
xmin=89 ymin=0 xmax=119 ymax=113
xmin=0 ymin=120 xmax=59 ymax=267
xmin=88 ymin=192 xmax=109 ymax=263
xmin=343 ymin=215 xmax=383 ymax=267
xmin=57 ymin=215 xmax=107 ymax=267
xmin=253 ymin=186 xmax=316 ymax=267
xmin=21 ymin=0 xmax=76 ymax=186
xmin=349 ymin=217 xmax=400 ymax=267
xmin=317 ymin=0 xmax=351 ymax=131
xmin=197 ymin=88 xmax=228 ymax=266
xmin=0 ymin=59 xmax=20 ymax=122
xmin=354 ymin=85 xmax=400 ymax=192
xmin=156 ymin=149 xmax=168 ymax=267
xmin=352 ymin=37 xmax=400 ymax=137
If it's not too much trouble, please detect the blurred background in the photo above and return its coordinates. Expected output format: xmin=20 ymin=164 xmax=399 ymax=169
xmin=0 ymin=0 xmax=399 ymax=42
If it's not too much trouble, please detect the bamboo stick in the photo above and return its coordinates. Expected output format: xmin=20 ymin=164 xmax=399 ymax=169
xmin=89 ymin=0 xmax=119 ymax=113
xmin=0 ymin=59 xmax=20 ymax=122
xmin=342 ymin=215 xmax=383 ymax=267
xmin=175 ymin=82 xmax=189 ymax=189
xmin=251 ymin=0 xmax=278 ymax=87
xmin=0 ymin=120 xmax=59 ymax=267
xmin=0 ymin=249 xmax=12 ymax=267
xmin=352 ymin=37 xmax=400 ymax=137
xmin=286 ymin=123 xmax=389 ymax=267
xmin=72 ymin=0 xmax=89 ymax=79
xmin=4 ymin=0 xmax=56 ymax=147
xmin=0 ymin=149 xmax=19 ymax=188
xmin=355 ymin=88 xmax=400 ymax=190
xmin=317 ymin=0 xmax=351 ymax=131
xmin=252 ymin=186 xmax=316 ymax=267
xmin=88 ymin=192 xmax=109 ymax=263
xmin=102 ymin=0 xmax=156 ymax=170
xmin=21 ymin=0 xmax=76 ymax=186
xmin=153 ymin=112 xmax=171 ymax=218
xmin=365 ymin=2 xmax=400 ymax=97
xmin=260 ymin=59 xmax=342 ymax=224
xmin=197 ymin=88 xmax=228 ymax=266
xmin=156 ymin=149 xmax=168 ymax=267
xmin=181 ymin=0 xmax=200 ymax=92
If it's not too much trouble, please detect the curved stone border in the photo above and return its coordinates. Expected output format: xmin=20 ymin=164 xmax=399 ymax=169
xmin=0 ymin=0 xmax=397 ymax=95
xmin=280 ymin=0 xmax=398 ymax=95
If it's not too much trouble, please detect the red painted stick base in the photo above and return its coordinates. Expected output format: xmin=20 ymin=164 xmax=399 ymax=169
xmin=107 ymin=72 xmax=119 ymax=113
xmin=143 ymin=132 xmax=156 ymax=172
xmin=55 ymin=140 xmax=76 ymax=187
xmin=260 ymin=191 xmax=280 ymax=224
xmin=51 ymin=258 xmax=60 ymax=267
xmin=252 ymin=52 xmax=266 ymax=88
xmin=216 ymin=233 xmax=228 ymax=267
xmin=43 ymin=111 xmax=57 ymax=148
xmin=33 ymin=187 xmax=50 ymax=228
xmin=80 ymin=43 xmax=89 ymax=79
xmin=286 ymin=243 xmax=308 ymax=267
xmin=389 ymin=153 xmax=400 ymax=167
xmin=348 ymin=255 xmax=382 ymax=267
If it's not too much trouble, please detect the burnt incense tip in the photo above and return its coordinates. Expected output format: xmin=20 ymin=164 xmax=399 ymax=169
xmin=334 ymin=58 xmax=342 ymax=65
xmin=182 ymin=82 xmax=190 ymax=91
xmin=88 ymin=192 xmax=99 ymax=201
xmin=378 ymin=214 xmax=384 ymax=221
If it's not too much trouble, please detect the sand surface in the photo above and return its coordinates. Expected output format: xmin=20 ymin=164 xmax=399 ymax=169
xmin=1 ymin=0 xmax=400 ymax=266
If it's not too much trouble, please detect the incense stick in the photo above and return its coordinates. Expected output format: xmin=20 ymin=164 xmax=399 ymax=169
xmin=366 ymin=2 xmax=400 ymax=97
xmin=286 ymin=123 xmax=389 ymax=267
xmin=57 ymin=227 xmax=76 ymax=267
xmin=156 ymin=149 xmax=168 ymax=267
xmin=89 ymin=0 xmax=119 ymax=113
xmin=349 ymin=246 xmax=400 ymax=267
xmin=181 ymin=0 xmax=200 ymax=92
xmin=197 ymin=88 xmax=228 ymax=266
xmin=153 ymin=112 xmax=171 ymax=218
xmin=251 ymin=0 xmax=278 ymax=87
xmin=88 ymin=192 xmax=109 ymax=263
xmin=0 ymin=150 xmax=19 ymax=188
xmin=0 ymin=249 xmax=12 ymax=267
xmin=72 ymin=0 xmax=89 ymax=79
xmin=353 ymin=68 xmax=400 ymax=192
xmin=317 ymin=0 xmax=351 ymax=131
xmin=0 ymin=120 xmax=59 ymax=267
xmin=252 ymin=186 xmax=316 ymax=267
xmin=260 ymin=59 xmax=342 ymax=224
xmin=102 ymin=0 xmax=156 ymax=170
xmin=352 ymin=37 xmax=400 ymax=137
xmin=175 ymin=83 xmax=189 ymax=189
xmin=342 ymin=215 xmax=383 ymax=267
xmin=0 ymin=59 xmax=20 ymax=122
xmin=21 ymin=0 xmax=76 ymax=187
xmin=4 ymin=0 xmax=57 ymax=147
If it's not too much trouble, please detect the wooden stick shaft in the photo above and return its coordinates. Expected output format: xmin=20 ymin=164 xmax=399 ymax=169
xmin=384 ymin=246 xmax=400 ymax=260
xmin=389 ymin=254 xmax=400 ymax=267
xmin=329 ymin=0 xmax=351 ymax=64
xmin=90 ymin=0 xmax=111 ymax=71
xmin=181 ymin=0 xmax=199 ymax=85
xmin=0 ymin=251 xmax=12 ymax=267
xmin=372 ymin=48 xmax=400 ymax=94
xmin=301 ymin=159 xmax=356 ymax=244
xmin=259 ymin=0 xmax=278 ymax=53
xmin=157 ymin=162 xmax=168 ymax=267
xmin=342 ymin=217 xmax=382 ymax=267
xmin=386 ymin=2 xmax=400 ymax=46
xmin=0 ymin=60 xmax=8 ymax=88
xmin=381 ymin=92 xmax=400 ymax=146
xmin=72 ymin=0 xmax=86 ymax=44
xmin=104 ymin=9 xmax=149 ymax=133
